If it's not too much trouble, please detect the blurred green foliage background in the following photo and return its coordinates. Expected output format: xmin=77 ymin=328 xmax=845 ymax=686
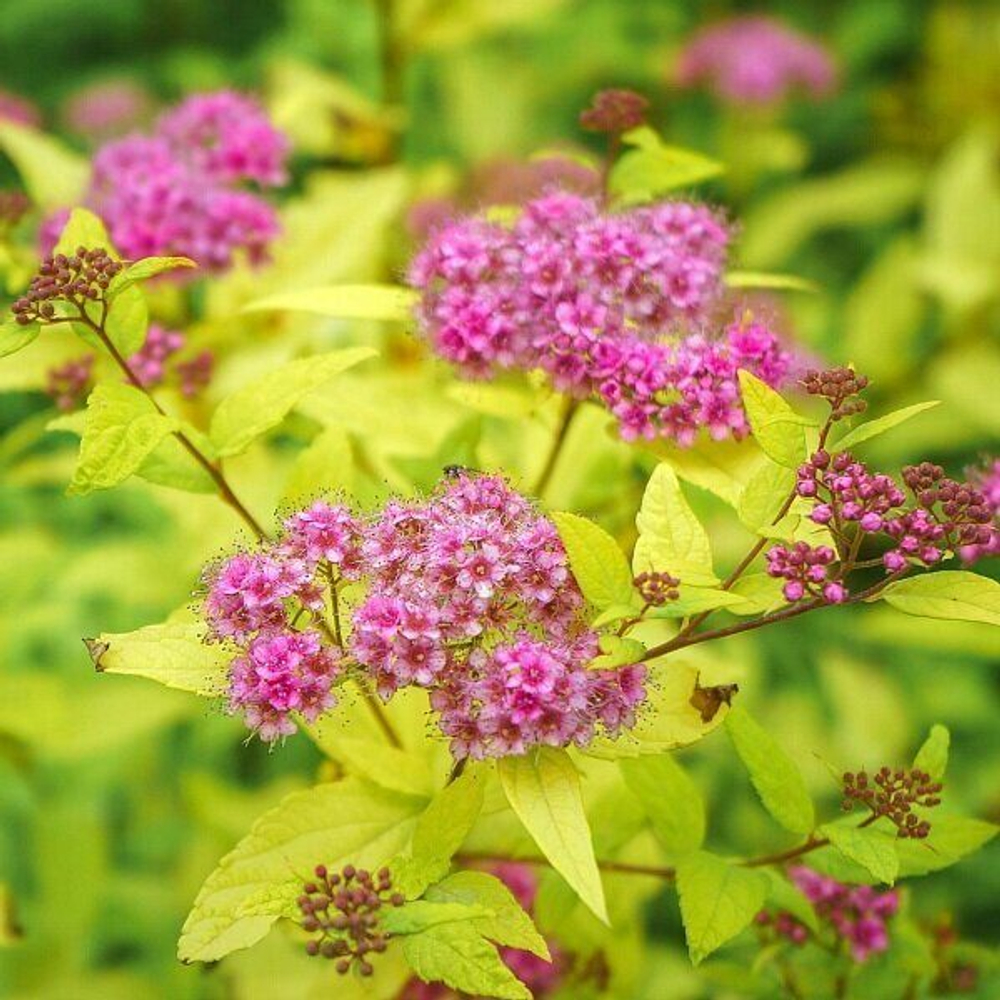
xmin=0 ymin=0 xmax=997 ymax=997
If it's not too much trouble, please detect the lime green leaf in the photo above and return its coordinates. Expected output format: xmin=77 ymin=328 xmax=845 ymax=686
xmin=314 ymin=733 xmax=434 ymax=797
xmin=648 ymin=437 xmax=764 ymax=507
xmin=633 ymin=463 xmax=717 ymax=586
xmin=913 ymin=724 xmax=949 ymax=782
xmin=737 ymin=461 xmax=796 ymax=534
xmin=497 ymin=748 xmax=607 ymax=923
xmin=0 ymin=121 xmax=89 ymax=208
xmin=243 ymin=283 xmax=417 ymax=321
xmin=895 ymin=816 xmax=997 ymax=877
xmin=91 ymin=619 xmax=229 ymax=697
xmin=53 ymin=206 xmax=110 ymax=255
xmin=676 ymin=851 xmax=768 ymax=965
xmin=620 ymin=755 xmax=705 ymax=855
xmin=725 ymin=271 xmax=819 ymax=293
xmin=108 ymin=256 xmax=197 ymax=295
xmin=833 ymin=401 xmax=941 ymax=452
xmin=646 ymin=587 xmax=747 ymax=619
xmin=820 ymin=823 xmax=899 ymax=885
xmin=178 ymin=779 xmax=421 ymax=963
xmin=382 ymin=901 xmax=494 ymax=935
xmin=610 ymin=127 xmax=723 ymax=205
xmin=425 ymin=871 xmax=549 ymax=960
xmin=395 ymin=766 xmax=486 ymax=895
xmin=762 ymin=870 xmax=818 ymax=933
xmin=68 ymin=383 xmax=178 ymax=495
xmin=135 ymin=428 xmax=218 ymax=494
xmin=725 ymin=705 xmax=814 ymax=835
xmin=552 ymin=511 xmax=634 ymax=610
xmin=282 ymin=426 xmax=354 ymax=504
xmin=876 ymin=572 xmax=1000 ymax=627
xmin=209 ymin=347 xmax=376 ymax=457
xmin=737 ymin=370 xmax=809 ymax=469
xmin=727 ymin=573 xmax=786 ymax=616
xmin=588 ymin=634 xmax=646 ymax=670
xmin=402 ymin=921 xmax=530 ymax=1000
xmin=0 ymin=321 xmax=39 ymax=358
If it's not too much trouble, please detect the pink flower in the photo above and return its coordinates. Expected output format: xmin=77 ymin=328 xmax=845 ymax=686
xmin=0 ymin=90 xmax=41 ymax=128
xmin=62 ymin=79 xmax=152 ymax=141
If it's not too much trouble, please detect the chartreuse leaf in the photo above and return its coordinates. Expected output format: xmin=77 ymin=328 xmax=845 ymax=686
xmin=633 ymin=463 xmax=718 ymax=586
xmin=401 ymin=921 xmax=531 ymax=1000
xmin=52 ymin=208 xmax=149 ymax=356
xmin=820 ymin=822 xmax=899 ymax=885
xmin=552 ymin=511 xmax=634 ymax=610
xmin=394 ymin=766 xmax=486 ymax=896
xmin=243 ymin=283 xmax=418 ymax=321
xmin=875 ymin=572 xmax=1000 ymax=627
xmin=620 ymin=755 xmax=705 ymax=855
xmin=913 ymin=724 xmax=950 ymax=782
xmin=282 ymin=425 xmax=353 ymax=504
xmin=725 ymin=271 xmax=819 ymax=293
xmin=676 ymin=851 xmax=768 ymax=965
xmin=91 ymin=619 xmax=229 ymax=696
xmin=762 ymin=870 xmax=818 ymax=933
xmin=134 ymin=426 xmax=218 ymax=494
xmin=0 ymin=884 xmax=21 ymax=946
xmin=68 ymin=383 xmax=178 ymax=495
xmin=833 ymin=401 xmax=941 ymax=452
xmin=178 ymin=778 xmax=421 ymax=962
xmin=588 ymin=634 xmax=646 ymax=670
xmin=0 ymin=321 xmax=39 ymax=358
xmin=209 ymin=347 xmax=376 ymax=457
xmin=497 ymin=748 xmax=607 ymax=923
xmin=725 ymin=705 xmax=814 ymax=835
xmin=425 ymin=871 xmax=549 ymax=959
xmin=0 ymin=120 xmax=89 ymax=208
xmin=737 ymin=370 xmax=811 ymax=469
xmin=895 ymin=816 xmax=997 ymax=877
xmin=382 ymin=901 xmax=494 ymax=935
xmin=610 ymin=127 xmax=723 ymax=205
xmin=108 ymin=255 xmax=196 ymax=295
xmin=313 ymin=733 xmax=434 ymax=797
xmin=737 ymin=461 xmax=796 ymax=534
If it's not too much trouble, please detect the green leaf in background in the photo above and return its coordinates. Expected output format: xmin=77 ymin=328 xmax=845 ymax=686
xmin=737 ymin=370 xmax=810 ymax=469
xmin=724 ymin=271 xmax=819 ymax=293
xmin=675 ymin=851 xmax=768 ymax=965
xmin=762 ymin=870 xmax=819 ymax=933
xmin=895 ymin=816 xmax=997 ymax=877
xmin=620 ymin=755 xmax=705 ymax=856
xmin=552 ymin=511 xmax=634 ymax=610
xmin=425 ymin=871 xmax=549 ymax=959
xmin=725 ymin=705 xmax=815 ymax=836
xmin=209 ymin=346 xmax=376 ymax=457
xmin=913 ymin=724 xmax=950 ymax=782
xmin=833 ymin=401 xmax=941 ymax=452
xmin=0 ymin=320 xmax=39 ymax=358
xmin=108 ymin=256 xmax=197 ymax=296
xmin=633 ymin=463 xmax=717 ymax=586
xmin=134 ymin=425 xmax=219 ymax=494
xmin=67 ymin=383 xmax=178 ymax=496
xmin=395 ymin=766 xmax=486 ymax=895
xmin=876 ymin=572 xmax=1000 ymax=627
xmin=243 ymin=282 xmax=417 ymax=320
xmin=610 ymin=127 xmax=723 ymax=205
xmin=91 ymin=619 xmax=230 ymax=697
xmin=281 ymin=425 xmax=354 ymax=504
xmin=0 ymin=884 xmax=21 ymax=946
xmin=820 ymin=822 xmax=899 ymax=885
xmin=650 ymin=437 xmax=764 ymax=507
xmin=497 ymin=748 xmax=607 ymax=923
xmin=178 ymin=778 xmax=421 ymax=962
xmin=0 ymin=120 xmax=89 ymax=208
xmin=401 ymin=921 xmax=530 ymax=1000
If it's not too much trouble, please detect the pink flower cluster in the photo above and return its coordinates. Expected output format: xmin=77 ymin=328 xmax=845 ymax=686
xmin=46 ymin=355 xmax=95 ymax=411
xmin=62 ymin=80 xmax=153 ymax=141
xmin=962 ymin=459 xmax=1000 ymax=562
xmin=201 ymin=476 xmax=646 ymax=753
xmin=43 ymin=91 xmax=288 ymax=273
xmin=765 ymin=542 xmax=844 ymax=604
xmin=0 ymin=89 xmax=41 ymax=128
xmin=409 ymin=191 xmax=794 ymax=444
xmin=675 ymin=16 xmax=837 ymax=106
xmin=789 ymin=867 xmax=899 ymax=963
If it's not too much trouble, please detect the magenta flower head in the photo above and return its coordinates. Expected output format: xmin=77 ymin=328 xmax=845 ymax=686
xmin=675 ymin=16 xmax=837 ymax=106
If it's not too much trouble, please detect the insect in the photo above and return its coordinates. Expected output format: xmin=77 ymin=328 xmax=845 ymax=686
xmin=83 ymin=637 xmax=110 ymax=669
xmin=442 ymin=464 xmax=482 ymax=478
xmin=689 ymin=675 xmax=739 ymax=723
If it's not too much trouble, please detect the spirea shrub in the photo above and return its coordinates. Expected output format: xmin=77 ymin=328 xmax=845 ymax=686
xmin=0 ymin=70 xmax=996 ymax=1000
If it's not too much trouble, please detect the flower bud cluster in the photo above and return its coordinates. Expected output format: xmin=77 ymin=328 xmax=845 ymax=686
xmin=842 ymin=767 xmax=942 ymax=839
xmin=45 ymin=355 xmax=95 ymax=411
xmin=634 ymin=570 xmax=681 ymax=606
xmin=754 ymin=908 xmax=809 ymax=946
xmin=579 ymin=88 xmax=649 ymax=133
xmin=298 ymin=864 xmax=403 ymax=975
xmin=409 ymin=193 xmax=795 ymax=445
xmin=675 ymin=16 xmax=837 ymax=106
xmin=789 ymin=867 xmax=898 ymax=962
xmin=40 ymin=91 xmax=288 ymax=274
xmin=801 ymin=366 xmax=869 ymax=420
xmin=0 ymin=190 xmax=30 ymax=228
xmin=201 ymin=475 xmax=646 ymax=756
xmin=764 ymin=542 xmax=845 ymax=604
xmin=960 ymin=458 xmax=1000 ymax=563
xmin=12 ymin=247 xmax=123 ymax=325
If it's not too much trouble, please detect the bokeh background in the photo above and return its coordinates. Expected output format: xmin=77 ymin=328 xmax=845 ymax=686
xmin=0 ymin=1 xmax=997 ymax=997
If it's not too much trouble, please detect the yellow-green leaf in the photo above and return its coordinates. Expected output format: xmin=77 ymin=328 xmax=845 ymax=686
xmin=833 ymin=401 xmax=941 ymax=452
xmin=621 ymin=755 xmax=705 ymax=856
xmin=0 ymin=121 xmax=89 ymax=208
xmin=913 ymin=724 xmax=949 ymax=782
xmin=876 ymin=572 xmax=1000 ymax=627
xmin=725 ymin=271 xmax=819 ymax=293
xmin=610 ymin=127 xmax=723 ymax=205
xmin=243 ymin=283 xmax=417 ymax=321
xmin=497 ymin=748 xmax=607 ymax=924
xmin=820 ymin=823 xmax=899 ymax=885
xmin=552 ymin=511 xmax=634 ymax=610
xmin=0 ymin=321 xmax=39 ymax=358
xmin=737 ymin=370 xmax=810 ymax=469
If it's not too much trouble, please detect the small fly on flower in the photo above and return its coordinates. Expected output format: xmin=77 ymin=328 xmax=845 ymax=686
xmin=442 ymin=464 xmax=482 ymax=478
